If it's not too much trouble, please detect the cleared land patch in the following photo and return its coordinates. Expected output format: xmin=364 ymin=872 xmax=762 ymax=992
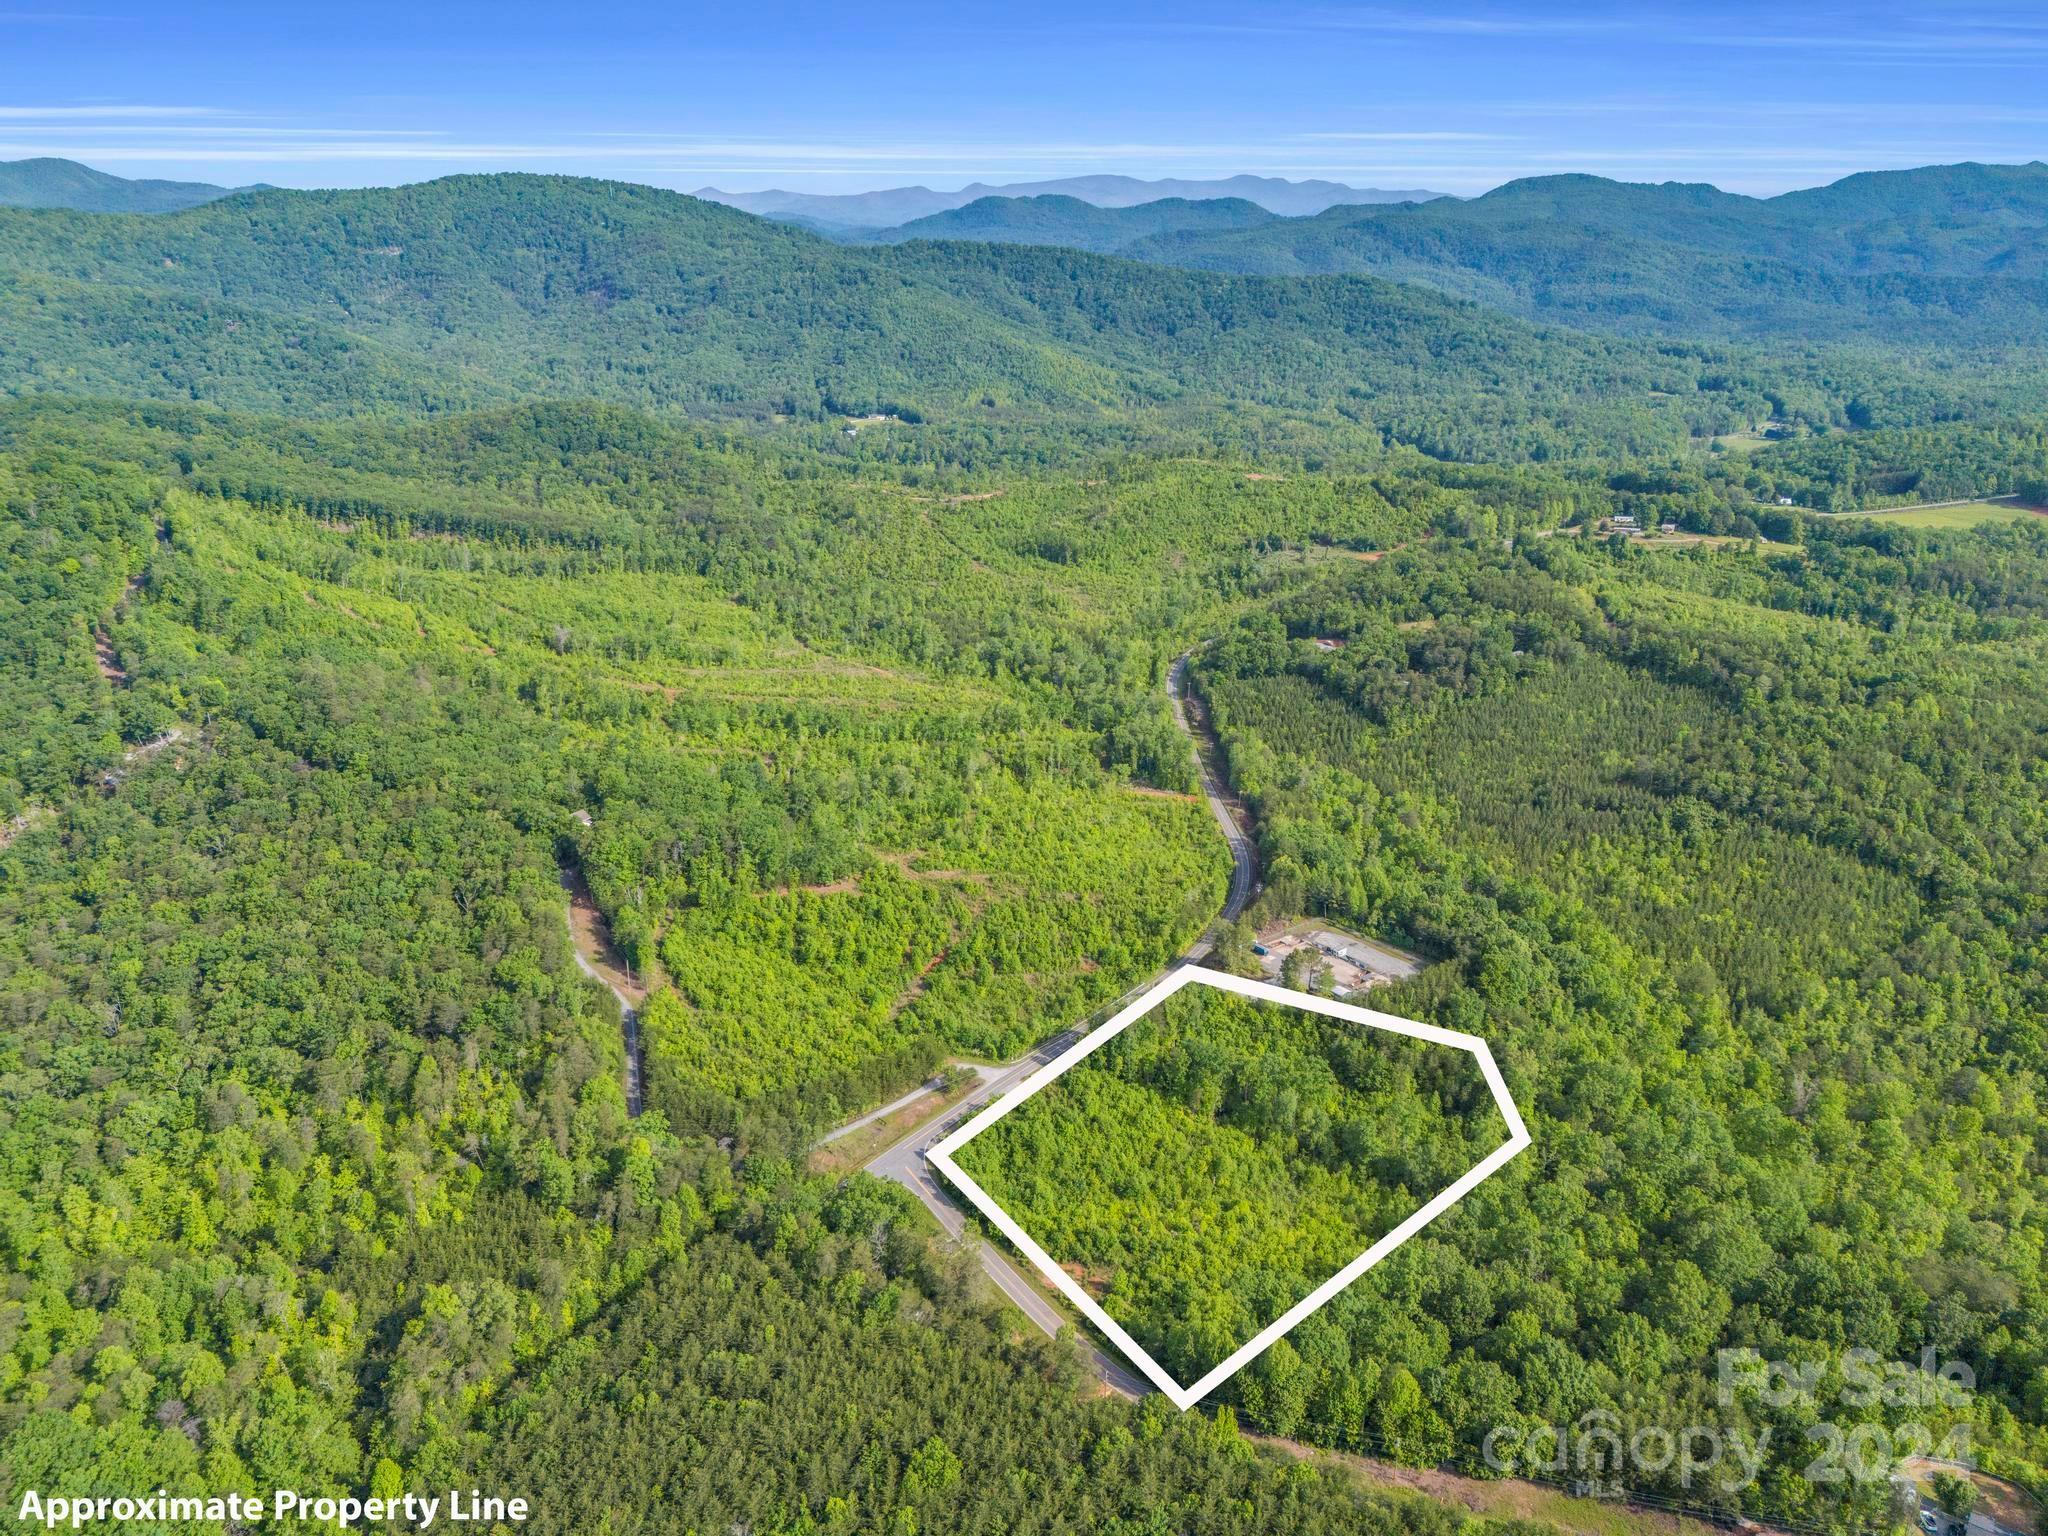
xmin=1842 ymin=498 xmax=2043 ymax=529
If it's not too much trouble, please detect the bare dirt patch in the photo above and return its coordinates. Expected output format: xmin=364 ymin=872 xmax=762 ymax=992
xmin=875 ymin=849 xmax=991 ymax=885
xmin=1119 ymin=782 xmax=1199 ymax=802
xmin=123 ymin=727 xmax=186 ymax=765
xmin=561 ymin=864 xmax=650 ymax=1006
xmin=617 ymin=678 xmax=681 ymax=701
xmin=888 ymin=946 xmax=954 ymax=1019
xmin=1901 ymin=1461 xmax=2041 ymax=1536
xmin=760 ymin=851 xmax=990 ymax=902
xmin=98 ymin=728 xmax=191 ymax=791
xmin=92 ymin=629 xmax=126 ymax=684
xmin=909 ymin=489 xmax=1006 ymax=505
xmin=1059 ymin=1261 xmax=1114 ymax=1300
xmin=766 ymin=875 xmax=861 ymax=898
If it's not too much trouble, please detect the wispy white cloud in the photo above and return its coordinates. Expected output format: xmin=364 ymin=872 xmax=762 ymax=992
xmin=0 ymin=104 xmax=230 ymax=118
xmin=1 ymin=124 xmax=435 ymax=136
xmin=3 ymin=85 xmax=2036 ymax=200
xmin=1291 ymin=131 xmax=1512 ymax=142
xmin=1141 ymin=7 xmax=1634 ymax=39
xmin=1677 ymin=8 xmax=2048 ymax=57
xmin=0 ymin=134 xmax=1498 ymax=165
xmin=1151 ymin=4 xmax=2048 ymax=58
xmin=1296 ymin=6 xmax=1634 ymax=35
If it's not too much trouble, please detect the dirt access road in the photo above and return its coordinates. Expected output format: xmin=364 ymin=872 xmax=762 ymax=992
xmin=559 ymin=862 xmax=646 ymax=1116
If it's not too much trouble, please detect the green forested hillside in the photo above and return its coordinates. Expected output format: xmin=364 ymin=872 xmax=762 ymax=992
xmin=7 ymin=401 xmax=1665 ymax=1527
xmin=0 ymin=174 xmax=2031 ymax=458
xmin=473 ymin=1225 xmax=1533 ymax=1536
xmin=1121 ymin=162 xmax=2048 ymax=344
xmin=0 ymin=412 xmax=1257 ymax=1506
xmin=1734 ymin=418 xmax=2048 ymax=510
xmin=0 ymin=270 xmax=493 ymax=415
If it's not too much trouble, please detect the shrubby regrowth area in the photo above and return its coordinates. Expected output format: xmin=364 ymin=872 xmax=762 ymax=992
xmin=1 ymin=168 xmax=2045 ymax=1536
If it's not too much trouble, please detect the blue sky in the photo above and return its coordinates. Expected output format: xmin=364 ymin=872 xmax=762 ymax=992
xmin=3 ymin=1 xmax=2046 ymax=197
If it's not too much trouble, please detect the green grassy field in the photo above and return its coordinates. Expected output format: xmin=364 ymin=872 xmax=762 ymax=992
xmin=1848 ymin=498 xmax=2043 ymax=528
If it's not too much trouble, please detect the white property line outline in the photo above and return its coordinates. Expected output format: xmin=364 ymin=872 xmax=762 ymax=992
xmin=930 ymin=965 xmax=1532 ymax=1410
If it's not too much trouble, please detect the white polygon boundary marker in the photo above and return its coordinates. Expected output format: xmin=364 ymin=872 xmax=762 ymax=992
xmin=930 ymin=965 xmax=1531 ymax=1410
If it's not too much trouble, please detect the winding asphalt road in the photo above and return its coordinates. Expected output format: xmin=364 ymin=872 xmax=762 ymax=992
xmin=846 ymin=650 xmax=1258 ymax=1399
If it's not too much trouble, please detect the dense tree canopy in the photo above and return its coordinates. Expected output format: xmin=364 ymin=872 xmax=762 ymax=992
xmin=2 ymin=171 xmax=2044 ymax=1536
xmin=1179 ymin=523 xmax=2047 ymax=1524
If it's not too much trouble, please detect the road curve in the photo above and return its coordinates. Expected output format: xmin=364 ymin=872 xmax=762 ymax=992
xmin=846 ymin=649 xmax=1257 ymax=1399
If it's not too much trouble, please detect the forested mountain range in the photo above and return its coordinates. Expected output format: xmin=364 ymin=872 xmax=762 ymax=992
xmin=804 ymin=162 xmax=2048 ymax=347
xmin=0 ymin=157 xmax=245 ymax=213
xmin=695 ymin=172 xmax=1444 ymax=228
xmin=17 ymin=157 xmax=2043 ymax=356
xmin=0 ymin=172 xmax=2039 ymax=463
xmin=1093 ymin=161 xmax=2048 ymax=343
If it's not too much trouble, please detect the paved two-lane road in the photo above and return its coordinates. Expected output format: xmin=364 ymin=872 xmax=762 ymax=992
xmin=864 ymin=1033 xmax=1095 ymax=1340
xmin=866 ymin=1026 xmax=1153 ymax=1396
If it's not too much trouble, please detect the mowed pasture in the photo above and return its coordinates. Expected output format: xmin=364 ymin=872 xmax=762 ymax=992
xmin=1845 ymin=497 xmax=2044 ymax=529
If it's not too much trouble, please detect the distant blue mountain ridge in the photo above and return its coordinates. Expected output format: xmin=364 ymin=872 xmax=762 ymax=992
xmin=692 ymin=173 xmax=1447 ymax=229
